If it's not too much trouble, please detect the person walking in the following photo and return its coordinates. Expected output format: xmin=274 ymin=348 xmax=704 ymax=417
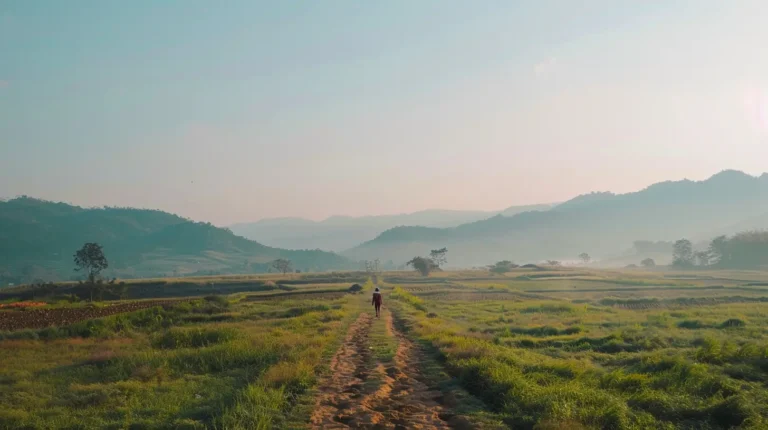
xmin=372 ymin=287 xmax=383 ymax=318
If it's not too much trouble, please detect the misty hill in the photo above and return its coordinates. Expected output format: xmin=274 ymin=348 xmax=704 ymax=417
xmin=231 ymin=204 xmax=553 ymax=251
xmin=0 ymin=197 xmax=353 ymax=285
xmin=345 ymin=171 xmax=768 ymax=267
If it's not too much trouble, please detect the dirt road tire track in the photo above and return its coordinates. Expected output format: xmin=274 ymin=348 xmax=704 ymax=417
xmin=310 ymin=311 xmax=465 ymax=429
xmin=310 ymin=313 xmax=378 ymax=429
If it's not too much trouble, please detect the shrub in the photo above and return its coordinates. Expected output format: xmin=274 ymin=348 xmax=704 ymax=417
xmin=562 ymin=326 xmax=584 ymax=335
xmin=695 ymin=337 xmax=725 ymax=363
xmin=720 ymin=318 xmax=746 ymax=328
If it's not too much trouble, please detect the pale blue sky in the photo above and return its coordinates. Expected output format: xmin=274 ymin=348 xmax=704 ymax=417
xmin=2 ymin=1 xmax=767 ymax=224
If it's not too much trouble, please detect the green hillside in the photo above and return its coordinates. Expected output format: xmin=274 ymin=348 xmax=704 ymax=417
xmin=0 ymin=197 xmax=354 ymax=285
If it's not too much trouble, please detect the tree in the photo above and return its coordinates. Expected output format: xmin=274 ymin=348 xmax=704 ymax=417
xmin=546 ymin=260 xmax=562 ymax=267
xmin=672 ymin=239 xmax=694 ymax=267
xmin=708 ymin=235 xmax=729 ymax=266
xmin=74 ymin=243 xmax=109 ymax=301
xmin=715 ymin=231 xmax=768 ymax=269
xmin=694 ymin=250 xmax=711 ymax=267
xmin=578 ymin=253 xmax=591 ymax=264
xmin=488 ymin=260 xmax=518 ymax=274
xmin=271 ymin=258 xmax=293 ymax=275
xmin=429 ymin=248 xmax=448 ymax=267
xmin=363 ymin=259 xmax=382 ymax=282
xmin=406 ymin=257 xmax=437 ymax=276
xmin=363 ymin=259 xmax=381 ymax=275
xmin=640 ymin=258 xmax=656 ymax=268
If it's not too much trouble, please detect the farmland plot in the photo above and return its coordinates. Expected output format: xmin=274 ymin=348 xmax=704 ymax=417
xmin=386 ymin=269 xmax=768 ymax=429
xmin=0 ymin=291 xmax=356 ymax=429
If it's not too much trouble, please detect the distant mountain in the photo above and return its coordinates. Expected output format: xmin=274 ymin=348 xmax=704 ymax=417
xmin=344 ymin=171 xmax=768 ymax=267
xmin=0 ymin=197 xmax=353 ymax=285
xmin=231 ymin=204 xmax=554 ymax=251
xmin=499 ymin=203 xmax=557 ymax=217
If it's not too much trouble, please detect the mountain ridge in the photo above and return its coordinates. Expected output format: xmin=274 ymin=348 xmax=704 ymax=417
xmin=231 ymin=204 xmax=555 ymax=251
xmin=344 ymin=170 xmax=768 ymax=266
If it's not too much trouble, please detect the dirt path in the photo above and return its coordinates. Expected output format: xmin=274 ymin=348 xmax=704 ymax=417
xmin=311 ymin=312 xmax=463 ymax=429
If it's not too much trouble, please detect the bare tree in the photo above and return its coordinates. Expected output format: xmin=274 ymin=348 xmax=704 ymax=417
xmin=363 ymin=259 xmax=380 ymax=274
xmin=363 ymin=259 xmax=382 ymax=280
xmin=429 ymin=248 xmax=448 ymax=267
xmin=578 ymin=253 xmax=591 ymax=264
xmin=271 ymin=258 xmax=293 ymax=275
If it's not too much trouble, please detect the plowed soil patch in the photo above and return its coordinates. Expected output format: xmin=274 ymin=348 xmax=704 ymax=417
xmin=0 ymin=300 xmax=182 ymax=331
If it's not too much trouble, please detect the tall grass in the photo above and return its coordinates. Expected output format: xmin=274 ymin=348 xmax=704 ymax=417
xmin=390 ymin=283 xmax=768 ymax=429
xmin=0 ymin=293 xmax=352 ymax=428
xmin=391 ymin=286 xmax=427 ymax=311
xmin=215 ymin=385 xmax=288 ymax=430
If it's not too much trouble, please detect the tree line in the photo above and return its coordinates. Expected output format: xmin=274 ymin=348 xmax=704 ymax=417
xmin=672 ymin=230 xmax=768 ymax=269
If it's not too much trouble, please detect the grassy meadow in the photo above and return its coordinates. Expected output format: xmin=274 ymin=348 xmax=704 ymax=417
xmin=387 ymin=268 xmax=768 ymax=429
xmin=0 ymin=280 xmax=366 ymax=429
xmin=2 ymin=268 xmax=768 ymax=428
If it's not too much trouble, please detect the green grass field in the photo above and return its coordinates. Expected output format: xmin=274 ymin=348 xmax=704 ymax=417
xmin=0 ymin=284 xmax=361 ymax=429
xmin=387 ymin=268 xmax=768 ymax=429
xmin=2 ymin=268 xmax=768 ymax=428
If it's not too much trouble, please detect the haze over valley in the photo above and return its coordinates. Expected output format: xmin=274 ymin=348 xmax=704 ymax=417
xmin=230 ymin=203 xmax=554 ymax=251
xmin=4 ymin=170 xmax=768 ymax=285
